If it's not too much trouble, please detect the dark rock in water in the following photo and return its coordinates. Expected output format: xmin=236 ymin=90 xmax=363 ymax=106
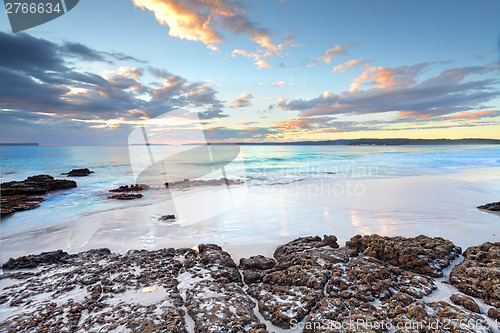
xmin=107 ymin=193 xmax=143 ymax=200
xmin=109 ymin=184 xmax=144 ymax=192
xmin=450 ymin=293 xmax=481 ymax=313
xmin=478 ymin=201 xmax=500 ymax=211
xmin=0 ymin=174 xmax=77 ymax=196
xmin=450 ymin=242 xmax=500 ymax=307
xmin=166 ymin=177 xmax=244 ymax=190
xmin=0 ymin=195 xmax=44 ymax=217
xmin=63 ymin=168 xmax=94 ymax=177
xmin=2 ymin=250 xmax=68 ymax=270
xmin=158 ymin=214 xmax=176 ymax=221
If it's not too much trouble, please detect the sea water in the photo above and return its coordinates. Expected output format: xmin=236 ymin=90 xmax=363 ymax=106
xmin=1 ymin=144 xmax=500 ymax=254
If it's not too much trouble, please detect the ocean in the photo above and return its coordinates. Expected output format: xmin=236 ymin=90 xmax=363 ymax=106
xmin=1 ymin=144 xmax=500 ymax=260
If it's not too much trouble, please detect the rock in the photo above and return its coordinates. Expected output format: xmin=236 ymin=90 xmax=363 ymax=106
xmin=182 ymin=243 xmax=266 ymax=332
xmin=0 ymin=195 xmax=44 ymax=217
xmin=478 ymin=201 xmax=500 ymax=211
xmin=107 ymin=193 xmax=143 ymax=200
xmin=165 ymin=177 xmax=244 ymax=190
xmin=321 ymin=235 xmax=339 ymax=248
xmin=63 ymin=168 xmax=94 ymax=177
xmin=450 ymin=242 xmax=500 ymax=307
xmin=159 ymin=214 xmax=176 ymax=221
xmin=240 ymin=255 xmax=276 ymax=270
xmin=488 ymin=307 xmax=500 ymax=320
xmin=0 ymin=235 xmax=485 ymax=333
xmin=247 ymin=284 xmax=323 ymax=329
xmin=1 ymin=250 xmax=68 ymax=270
xmin=346 ymin=234 xmax=462 ymax=277
xmin=108 ymin=184 xmax=145 ymax=192
xmin=186 ymin=281 xmax=261 ymax=332
xmin=450 ymin=293 xmax=481 ymax=313
xmin=1 ymin=248 xmax=189 ymax=332
xmin=0 ymin=174 xmax=77 ymax=196
xmin=406 ymin=304 xmax=428 ymax=320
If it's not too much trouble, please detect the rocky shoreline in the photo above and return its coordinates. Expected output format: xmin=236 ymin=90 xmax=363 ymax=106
xmin=0 ymin=174 xmax=246 ymax=215
xmin=0 ymin=175 xmax=77 ymax=217
xmin=1 ymin=234 xmax=499 ymax=332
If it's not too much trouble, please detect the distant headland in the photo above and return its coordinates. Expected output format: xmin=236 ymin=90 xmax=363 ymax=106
xmin=0 ymin=143 xmax=39 ymax=146
xmin=201 ymin=138 xmax=500 ymax=146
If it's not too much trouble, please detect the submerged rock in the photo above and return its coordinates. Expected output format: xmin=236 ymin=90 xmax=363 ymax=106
xmin=107 ymin=193 xmax=143 ymax=200
xmin=0 ymin=195 xmax=44 ymax=217
xmin=109 ymin=184 xmax=145 ymax=192
xmin=0 ymin=174 xmax=77 ymax=196
xmin=159 ymin=214 xmax=176 ymax=221
xmin=165 ymin=177 xmax=244 ymax=190
xmin=478 ymin=201 xmax=500 ymax=211
xmin=62 ymin=168 xmax=94 ymax=177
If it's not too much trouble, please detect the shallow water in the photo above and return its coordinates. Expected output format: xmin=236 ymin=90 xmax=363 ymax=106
xmin=1 ymin=145 xmax=500 ymax=260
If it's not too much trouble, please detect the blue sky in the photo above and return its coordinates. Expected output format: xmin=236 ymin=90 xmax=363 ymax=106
xmin=0 ymin=0 xmax=499 ymax=144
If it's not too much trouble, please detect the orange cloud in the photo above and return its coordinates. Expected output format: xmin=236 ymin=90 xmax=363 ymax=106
xmin=441 ymin=110 xmax=500 ymax=120
xmin=131 ymin=0 xmax=223 ymax=44
xmin=231 ymin=92 xmax=253 ymax=107
xmin=331 ymin=58 xmax=371 ymax=73
xmin=255 ymin=59 xmax=272 ymax=69
xmin=314 ymin=45 xmax=347 ymax=64
xmin=275 ymin=118 xmax=312 ymax=130
xmin=231 ymin=49 xmax=248 ymax=56
xmin=132 ymin=0 xmax=281 ymax=51
xmin=350 ymin=66 xmax=415 ymax=92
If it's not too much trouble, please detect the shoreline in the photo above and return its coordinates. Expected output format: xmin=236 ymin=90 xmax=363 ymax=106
xmin=1 ymin=166 xmax=500 ymax=262
xmin=1 ymin=234 xmax=499 ymax=332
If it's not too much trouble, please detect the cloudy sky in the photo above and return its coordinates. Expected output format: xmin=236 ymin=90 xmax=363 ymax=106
xmin=0 ymin=0 xmax=499 ymax=145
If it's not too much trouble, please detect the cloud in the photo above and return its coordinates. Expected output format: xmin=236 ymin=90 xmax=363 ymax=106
xmin=278 ymin=63 xmax=500 ymax=119
xmin=255 ymin=59 xmax=272 ymax=69
xmin=307 ymin=42 xmax=359 ymax=67
xmin=331 ymin=58 xmax=371 ymax=73
xmin=349 ymin=63 xmax=430 ymax=92
xmin=132 ymin=0 xmax=282 ymax=52
xmin=0 ymin=32 xmax=226 ymax=144
xmin=272 ymin=81 xmax=286 ymax=87
xmin=315 ymin=45 xmax=347 ymax=64
xmin=198 ymin=109 xmax=228 ymax=119
xmin=274 ymin=118 xmax=313 ymax=130
xmin=232 ymin=49 xmax=248 ymax=56
xmin=203 ymin=126 xmax=272 ymax=141
xmin=231 ymin=92 xmax=253 ymax=107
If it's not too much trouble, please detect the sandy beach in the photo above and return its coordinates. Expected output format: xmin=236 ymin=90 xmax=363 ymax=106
xmin=2 ymin=167 xmax=499 ymax=262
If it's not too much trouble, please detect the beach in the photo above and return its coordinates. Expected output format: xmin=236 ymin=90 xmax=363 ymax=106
xmin=1 ymin=164 xmax=499 ymax=262
xmin=1 ymin=145 xmax=500 ymax=332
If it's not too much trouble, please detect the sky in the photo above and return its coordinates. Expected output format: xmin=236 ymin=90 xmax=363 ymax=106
xmin=0 ymin=0 xmax=499 ymax=145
